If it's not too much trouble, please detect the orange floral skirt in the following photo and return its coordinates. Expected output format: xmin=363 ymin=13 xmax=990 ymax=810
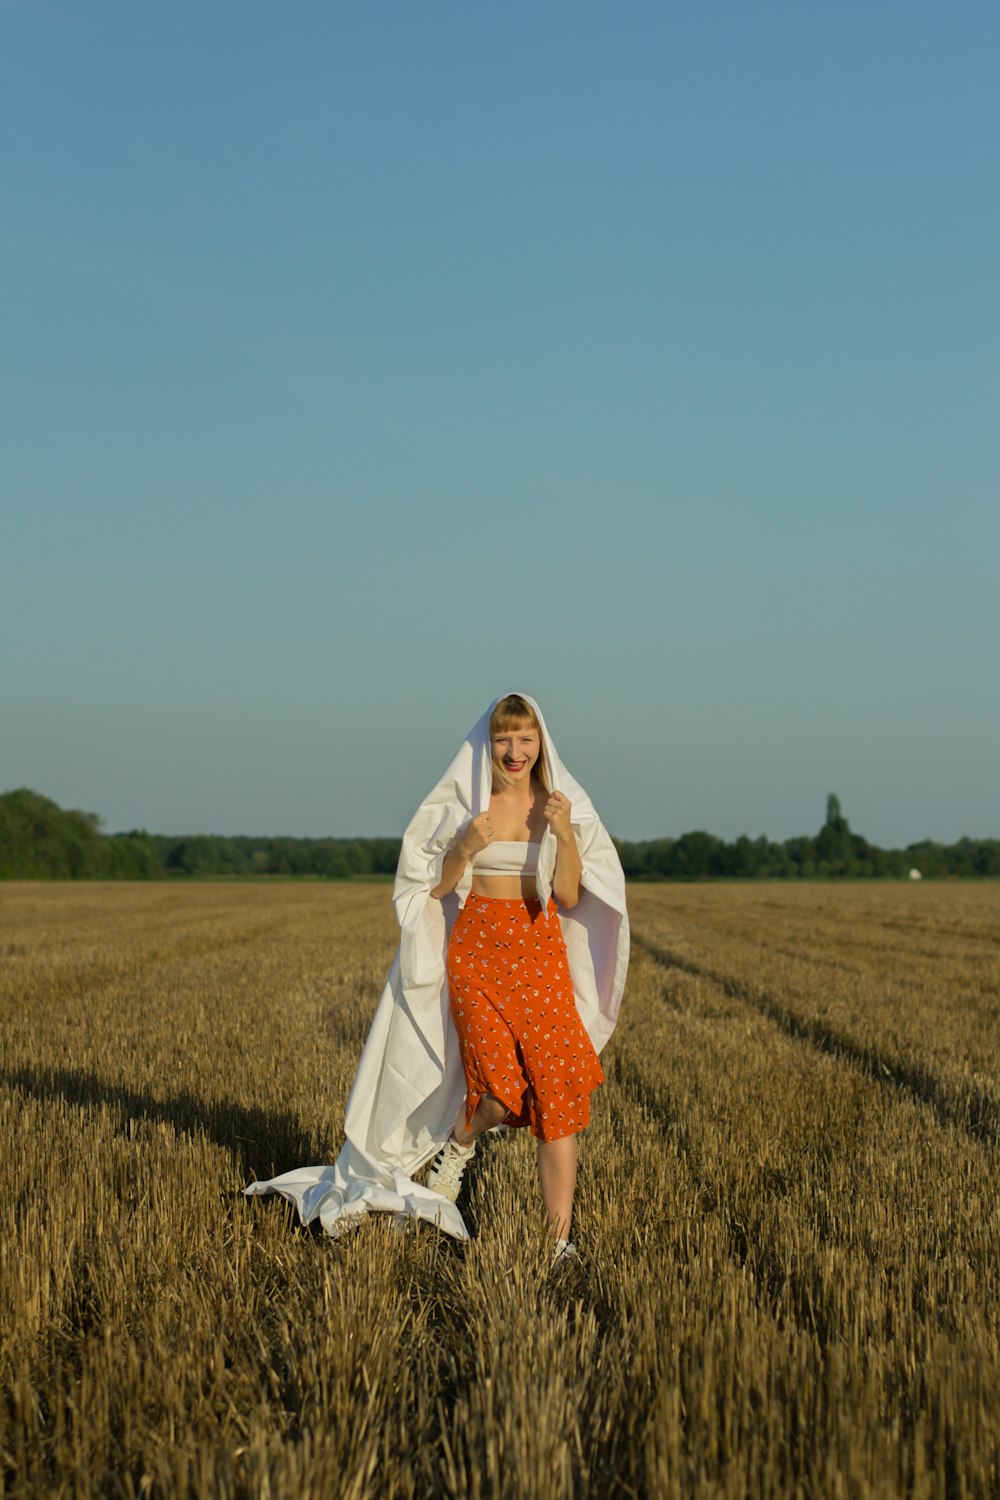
xmin=446 ymin=892 xmax=605 ymax=1143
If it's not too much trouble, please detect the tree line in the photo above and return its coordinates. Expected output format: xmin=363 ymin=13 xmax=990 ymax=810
xmin=0 ymin=789 xmax=163 ymax=880
xmin=1 ymin=787 xmax=997 ymax=881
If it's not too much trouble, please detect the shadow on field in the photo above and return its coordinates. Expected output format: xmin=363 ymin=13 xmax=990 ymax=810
xmin=2 ymin=1064 xmax=323 ymax=1178
xmin=634 ymin=933 xmax=999 ymax=1147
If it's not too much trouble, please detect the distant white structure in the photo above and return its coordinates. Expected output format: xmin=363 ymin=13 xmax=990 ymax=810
xmin=909 ymin=868 xmax=923 ymax=881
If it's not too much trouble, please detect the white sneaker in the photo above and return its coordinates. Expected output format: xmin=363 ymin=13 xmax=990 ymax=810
xmin=553 ymin=1237 xmax=577 ymax=1266
xmin=426 ymin=1136 xmax=476 ymax=1203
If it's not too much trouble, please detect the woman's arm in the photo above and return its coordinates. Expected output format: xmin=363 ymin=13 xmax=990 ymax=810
xmin=551 ymin=827 xmax=582 ymax=908
xmin=430 ymin=812 xmax=493 ymax=899
xmin=430 ymin=841 xmax=472 ymax=900
xmin=544 ymin=790 xmax=582 ymax=908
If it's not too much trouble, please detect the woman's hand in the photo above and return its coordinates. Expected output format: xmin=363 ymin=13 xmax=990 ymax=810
xmin=543 ymin=791 xmax=573 ymax=841
xmin=458 ymin=812 xmax=494 ymax=858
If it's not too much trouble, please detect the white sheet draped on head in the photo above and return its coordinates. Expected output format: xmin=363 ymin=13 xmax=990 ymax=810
xmin=244 ymin=691 xmax=630 ymax=1241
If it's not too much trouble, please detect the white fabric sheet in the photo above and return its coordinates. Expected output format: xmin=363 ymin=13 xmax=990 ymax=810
xmin=244 ymin=692 xmax=630 ymax=1240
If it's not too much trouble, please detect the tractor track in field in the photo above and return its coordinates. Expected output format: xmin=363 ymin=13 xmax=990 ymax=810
xmin=630 ymin=929 xmax=999 ymax=1148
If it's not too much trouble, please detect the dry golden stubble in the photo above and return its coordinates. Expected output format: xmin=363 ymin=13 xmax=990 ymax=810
xmin=1 ymin=879 xmax=998 ymax=1498
xmin=629 ymin=881 xmax=1000 ymax=1141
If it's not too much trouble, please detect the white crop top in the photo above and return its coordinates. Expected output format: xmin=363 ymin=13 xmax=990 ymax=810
xmin=469 ymin=839 xmax=541 ymax=877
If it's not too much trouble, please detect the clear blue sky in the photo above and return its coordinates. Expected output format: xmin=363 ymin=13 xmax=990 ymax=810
xmin=3 ymin=1 xmax=997 ymax=846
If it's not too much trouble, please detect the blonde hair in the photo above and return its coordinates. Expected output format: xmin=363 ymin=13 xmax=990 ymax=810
xmin=489 ymin=694 xmax=550 ymax=794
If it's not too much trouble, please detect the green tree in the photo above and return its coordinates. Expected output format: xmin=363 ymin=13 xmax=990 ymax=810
xmin=672 ymin=831 xmax=722 ymax=879
xmin=816 ymin=793 xmax=853 ymax=868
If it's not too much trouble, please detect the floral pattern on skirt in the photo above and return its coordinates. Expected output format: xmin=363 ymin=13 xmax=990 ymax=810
xmin=446 ymin=891 xmax=605 ymax=1143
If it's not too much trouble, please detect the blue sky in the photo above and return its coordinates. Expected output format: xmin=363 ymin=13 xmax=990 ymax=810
xmin=2 ymin=1 xmax=997 ymax=845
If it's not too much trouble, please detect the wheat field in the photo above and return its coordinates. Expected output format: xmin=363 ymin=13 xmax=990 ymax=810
xmin=1 ymin=879 xmax=998 ymax=1499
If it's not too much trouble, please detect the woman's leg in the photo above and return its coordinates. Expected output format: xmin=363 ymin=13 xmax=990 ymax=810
xmin=452 ymin=1093 xmax=508 ymax=1147
xmin=537 ymin=1133 xmax=577 ymax=1241
xmin=427 ymin=1092 xmax=511 ymax=1203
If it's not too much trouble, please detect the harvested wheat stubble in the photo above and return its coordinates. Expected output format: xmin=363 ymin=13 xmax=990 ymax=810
xmin=1 ymin=880 xmax=998 ymax=1499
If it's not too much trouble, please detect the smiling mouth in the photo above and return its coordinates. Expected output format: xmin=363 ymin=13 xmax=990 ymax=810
xmin=504 ymin=760 xmax=527 ymax=771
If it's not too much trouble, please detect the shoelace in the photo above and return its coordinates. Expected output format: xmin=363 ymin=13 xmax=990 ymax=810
xmin=431 ymin=1140 xmax=473 ymax=1191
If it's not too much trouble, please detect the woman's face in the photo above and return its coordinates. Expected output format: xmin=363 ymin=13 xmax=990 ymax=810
xmin=491 ymin=723 xmax=540 ymax=787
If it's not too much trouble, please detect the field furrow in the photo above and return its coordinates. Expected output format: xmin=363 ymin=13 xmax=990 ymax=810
xmin=628 ymin=884 xmax=1000 ymax=1143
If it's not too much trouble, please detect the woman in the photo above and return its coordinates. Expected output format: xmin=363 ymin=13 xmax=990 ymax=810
xmin=245 ymin=692 xmax=629 ymax=1258
xmin=425 ymin=694 xmax=611 ymax=1261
